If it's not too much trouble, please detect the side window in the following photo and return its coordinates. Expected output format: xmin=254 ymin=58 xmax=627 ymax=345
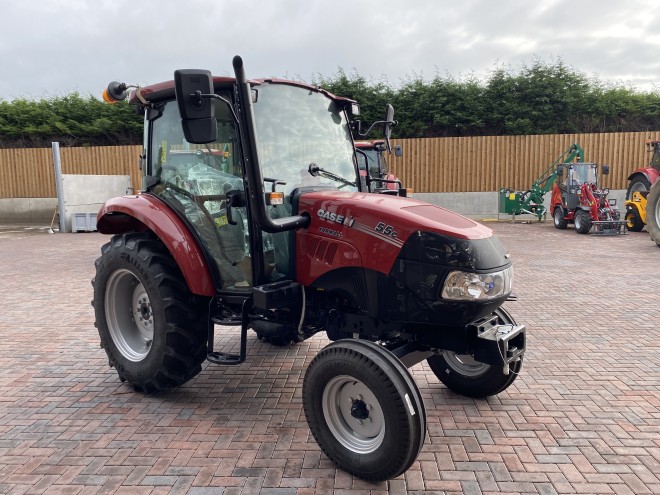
xmin=149 ymin=99 xmax=252 ymax=291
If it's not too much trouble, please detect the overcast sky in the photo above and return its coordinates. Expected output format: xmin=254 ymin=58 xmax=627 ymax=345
xmin=2 ymin=0 xmax=660 ymax=100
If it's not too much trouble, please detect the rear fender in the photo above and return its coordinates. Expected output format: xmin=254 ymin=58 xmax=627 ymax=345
xmin=627 ymin=168 xmax=660 ymax=185
xmin=97 ymin=195 xmax=215 ymax=296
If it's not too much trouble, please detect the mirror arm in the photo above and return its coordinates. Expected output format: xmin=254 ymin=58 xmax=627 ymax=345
xmin=192 ymin=92 xmax=240 ymax=124
xmin=355 ymin=119 xmax=397 ymax=138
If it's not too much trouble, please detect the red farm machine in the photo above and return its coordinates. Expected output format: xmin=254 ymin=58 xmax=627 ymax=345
xmin=94 ymin=56 xmax=526 ymax=481
xmin=550 ymin=160 xmax=624 ymax=235
xmin=624 ymin=140 xmax=660 ymax=233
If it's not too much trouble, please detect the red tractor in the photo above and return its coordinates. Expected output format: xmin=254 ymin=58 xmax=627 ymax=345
xmin=94 ymin=56 xmax=525 ymax=481
xmin=354 ymin=139 xmax=404 ymax=194
xmin=551 ymin=162 xmax=624 ymax=234
xmin=626 ymin=139 xmax=660 ymax=199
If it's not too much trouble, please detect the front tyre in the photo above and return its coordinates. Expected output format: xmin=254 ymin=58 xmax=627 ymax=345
xmin=427 ymin=308 xmax=523 ymax=398
xmin=553 ymin=207 xmax=568 ymax=229
xmin=625 ymin=208 xmax=645 ymax=232
xmin=93 ymin=232 xmax=209 ymax=393
xmin=303 ymin=340 xmax=425 ymax=481
xmin=574 ymin=209 xmax=592 ymax=234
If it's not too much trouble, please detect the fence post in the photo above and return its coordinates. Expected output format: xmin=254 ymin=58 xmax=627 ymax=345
xmin=52 ymin=142 xmax=67 ymax=233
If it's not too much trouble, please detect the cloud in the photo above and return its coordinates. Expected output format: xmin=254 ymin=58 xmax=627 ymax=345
xmin=1 ymin=0 xmax=659 ymax=99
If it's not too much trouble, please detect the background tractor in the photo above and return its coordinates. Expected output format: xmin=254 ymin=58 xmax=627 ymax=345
xmin=550 ymin=162 xmax=624 ymax=235
xmin=624 ymin=139 xmax=660 ymax=234
xmin=354 ymin=139 xmax=404 ymax=194
xmin=626 ymin=139 xmax=660 ymax=199
xmin=94 ymin=56 xmax=526 ymax=481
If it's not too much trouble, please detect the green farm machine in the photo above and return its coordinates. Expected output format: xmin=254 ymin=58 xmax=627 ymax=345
xmin=499 ymin=144 xmax=584 ymax=221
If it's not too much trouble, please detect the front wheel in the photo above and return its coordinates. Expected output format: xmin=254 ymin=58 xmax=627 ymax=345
xmin=574 ymin=209 xmax=592 ymax=234
xmin=92 ymin=232 xmax=209 ymax=393
xmin=303 ymin=340 xmax=425 ymax=481
xmin=625 ymin=208 xmax=645 ymax=232
xmin=427 ymin=308 xmax=522 ymax=398
xmin=553 ymin=207 xmax=568 ymax=229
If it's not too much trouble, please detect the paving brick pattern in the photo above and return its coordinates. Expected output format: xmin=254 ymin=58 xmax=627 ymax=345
xmin=0 ymin=222 xmax=658 ymax=494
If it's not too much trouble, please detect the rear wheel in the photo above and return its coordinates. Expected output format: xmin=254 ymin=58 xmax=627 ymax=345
xmin=625 ymin=208 xmax=645 ymax=232
xmin=303 ymin=340 xmax=425 ymax=481
xmin=626 ymin=175 xmax=651 ymax=200
xmin=647 ymin=180 xmax=660 ymax=247
xmin=553 ymin=207 xmax=567 ymax=229
xmin=427 ymin=308 xmax=522 ymax=398
xmin=574 ymin=210 xmax=592 ymax=234
xmin=92 ymin=232 xmax=209 ymax=393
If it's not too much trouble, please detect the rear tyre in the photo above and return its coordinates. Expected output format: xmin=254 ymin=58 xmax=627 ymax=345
xmin=625 ymin=208 xmax=645 ymax=232
xmin=92 ymin=232 xmax=209 ymax=393
xmin=303 ymin=340 xmax=425 ymax=481
xmin=553 ymin=207 xmax=568 ymax=229
xmin=427 ymin=308 xmax=522 ymax=398
xmin=647 ymin=180 xmax=660 ymax=247
xmin=626 ymin=175 xmax=651 ymax=200
xmin=574 ymin=210 xmax=592 ymax=234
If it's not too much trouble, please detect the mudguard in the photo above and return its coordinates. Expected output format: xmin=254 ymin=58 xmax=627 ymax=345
xmin=96 ymin=194 xmax=215 ymax=296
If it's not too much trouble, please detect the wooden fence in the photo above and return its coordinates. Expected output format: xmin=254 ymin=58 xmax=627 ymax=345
xmin=1 ymin=131 xmax=659 ymax=198
xmin=0 ymin=145 xmax=142 ymax=199
xmin=390 ymin=131 xmax=660 ymax=193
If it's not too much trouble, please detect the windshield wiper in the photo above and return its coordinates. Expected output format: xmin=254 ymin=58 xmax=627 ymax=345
xmin=308 ymin=163 xmax=356 ymax=188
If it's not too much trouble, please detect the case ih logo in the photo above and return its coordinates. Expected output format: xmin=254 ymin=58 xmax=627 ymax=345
xmin=317 ymin=209 xmax=355 ymax=227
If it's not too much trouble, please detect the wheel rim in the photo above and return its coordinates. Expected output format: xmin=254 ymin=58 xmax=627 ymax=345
xmin=575 ymin=213 xmax=582 ymax=230
xmin=105 ymin=269 xmax=154 ymax=362
xmin=322 ymin=375 xmax=385 ymax=454
xmin=442 ymin=351 xmax=489 ymax=377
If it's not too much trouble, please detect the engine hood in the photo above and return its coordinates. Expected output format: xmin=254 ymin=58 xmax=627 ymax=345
xmin=297 ymin=190 xmax=493 ymax=241
xmin=294 ymin=190 xmax=499 ymax=285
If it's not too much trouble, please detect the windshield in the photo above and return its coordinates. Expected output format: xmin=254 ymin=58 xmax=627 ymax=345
xmin=570 ymin=164 xmax=597 ymax=185
xmin=252 ymin=83 xmax=358 ymax=195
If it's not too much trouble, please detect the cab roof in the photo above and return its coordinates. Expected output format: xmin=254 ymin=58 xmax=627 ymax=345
xmin=129 ymin=76 xmax=356 ymax=107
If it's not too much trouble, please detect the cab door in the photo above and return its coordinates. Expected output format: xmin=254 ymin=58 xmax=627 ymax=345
xmin=147 ymin=98 xmax=253 ymax=292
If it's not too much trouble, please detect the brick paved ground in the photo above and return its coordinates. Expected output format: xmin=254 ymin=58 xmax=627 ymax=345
xmin=0 ymin=221 xmax=658 ymax=494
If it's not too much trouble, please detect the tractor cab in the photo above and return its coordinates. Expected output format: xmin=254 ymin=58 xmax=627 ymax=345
xmin=141 ymin=79 xmax=360 ymax=292
xmin=557 ymin=162 xmax=599 ymax=209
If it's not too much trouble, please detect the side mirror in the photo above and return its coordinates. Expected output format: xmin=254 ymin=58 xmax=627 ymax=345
xmin=556 ymin=165 xmax=564 ymax=176
xmin=174 ymin=69 xmax=217 ymax=144
xmin=602 ymin=164 xmax=610 ymax=175
xmin=394 ymin=144 xmax=403 ymax=157
xmin=383 ymin=104 xmax=395 ymax=152
xmin=383 ymin=104 xmax=395 ymax=140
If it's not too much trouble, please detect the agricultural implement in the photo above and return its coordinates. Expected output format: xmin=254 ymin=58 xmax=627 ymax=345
xmin=499 ymin=144 xmax=583 ymax=221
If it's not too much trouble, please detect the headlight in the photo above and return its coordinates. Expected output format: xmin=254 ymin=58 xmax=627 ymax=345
xmin=441 ymin=266 xmax=513 ymax=301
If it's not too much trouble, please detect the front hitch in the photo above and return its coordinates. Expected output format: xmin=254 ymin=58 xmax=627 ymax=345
xmin=471 ymin=314 xmax=525 ymax=374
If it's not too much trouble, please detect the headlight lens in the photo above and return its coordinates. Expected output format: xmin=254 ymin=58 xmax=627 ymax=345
xmin=441 ymin=266 xmax=513 ymax=301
